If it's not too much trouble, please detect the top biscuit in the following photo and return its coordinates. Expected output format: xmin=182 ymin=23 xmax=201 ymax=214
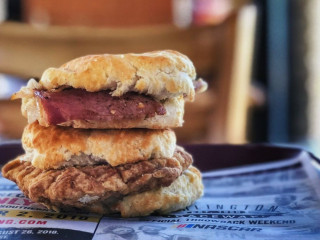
xmin=39 ymin=50 xmax=196 ymax=101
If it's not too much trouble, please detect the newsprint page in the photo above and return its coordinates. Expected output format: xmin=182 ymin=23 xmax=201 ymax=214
xmin=0 ymin=148 xmax=319 ymax=240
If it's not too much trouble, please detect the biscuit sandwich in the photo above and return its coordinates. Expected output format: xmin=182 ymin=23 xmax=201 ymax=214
xmin=2 ymin=50 xmax=206 ymax=217
xmin=12 ymin=50 xmax=207 ymax=129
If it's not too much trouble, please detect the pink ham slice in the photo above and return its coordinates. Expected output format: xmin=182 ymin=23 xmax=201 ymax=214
xmin=34 ymin=89 xmax=166 ymax=125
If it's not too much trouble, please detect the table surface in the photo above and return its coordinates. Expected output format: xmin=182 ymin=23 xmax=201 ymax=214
xmin=0 ymin=142 xmax=306 ymax=172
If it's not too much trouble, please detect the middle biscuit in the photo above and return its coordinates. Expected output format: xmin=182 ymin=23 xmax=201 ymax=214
xmin=22 ymin=122 xmax=177 ymax=170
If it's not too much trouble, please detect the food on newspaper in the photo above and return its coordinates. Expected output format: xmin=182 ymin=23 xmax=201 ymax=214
xmin=2 ymin=50 xmax=207 ymax=217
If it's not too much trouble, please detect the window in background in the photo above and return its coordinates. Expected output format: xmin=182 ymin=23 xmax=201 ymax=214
xmin=305 ymin=0 xmax=320 ymax=155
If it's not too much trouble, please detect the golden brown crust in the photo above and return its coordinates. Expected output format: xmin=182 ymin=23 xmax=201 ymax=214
xmin=30 ymin=50 xmax=196 ymax=101
xmin=116 ymin=166 xmax=203 ymax=217
xmin=22 ymin=122 xmax=177 ymax=170
xmin=1 ymin=149 xmax=193 ymax=216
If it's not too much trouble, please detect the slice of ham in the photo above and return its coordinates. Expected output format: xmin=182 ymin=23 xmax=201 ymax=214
xmin=34 ymin=89 xmax=166 ymax=125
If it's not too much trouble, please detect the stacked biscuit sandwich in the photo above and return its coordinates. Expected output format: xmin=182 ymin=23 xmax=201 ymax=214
xmin=2 ymin=50 xmax=207 ymax=217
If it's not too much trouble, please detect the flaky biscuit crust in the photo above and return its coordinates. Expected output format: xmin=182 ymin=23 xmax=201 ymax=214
xmin=39 ymin=50 xmax=196 ymax=101
xmin=116 ymin=166 xmax=203 ymax=217
xmin=2 ymin=160 xmax=201 ymax=217
xmin=1 ymin=148 xmax=193 ymax=216
xmin=22 ymin=122 xmax=176 ymax=169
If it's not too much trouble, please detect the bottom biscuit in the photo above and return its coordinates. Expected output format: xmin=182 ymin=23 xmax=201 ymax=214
xmin=39 ymin=166 xmax=203 ymax=217
xmin=36 ymin=166 xmax=203 ymax=217
xmin=2 ymin=156 xmax=202 ymax=217
xmin=115 ymin=166 xmax=203 ymax=217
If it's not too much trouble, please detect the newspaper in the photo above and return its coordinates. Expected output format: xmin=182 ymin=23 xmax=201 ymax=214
xmin=0 ymin=149 xmax=320 ymax=240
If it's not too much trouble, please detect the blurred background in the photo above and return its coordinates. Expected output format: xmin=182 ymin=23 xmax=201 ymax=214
xmin=0 ymin=0 xmax=319 ymax=155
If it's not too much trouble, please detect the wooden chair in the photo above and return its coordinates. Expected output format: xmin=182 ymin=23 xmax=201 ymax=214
xmin=0 ymin=5 xmax=256 ymax=143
